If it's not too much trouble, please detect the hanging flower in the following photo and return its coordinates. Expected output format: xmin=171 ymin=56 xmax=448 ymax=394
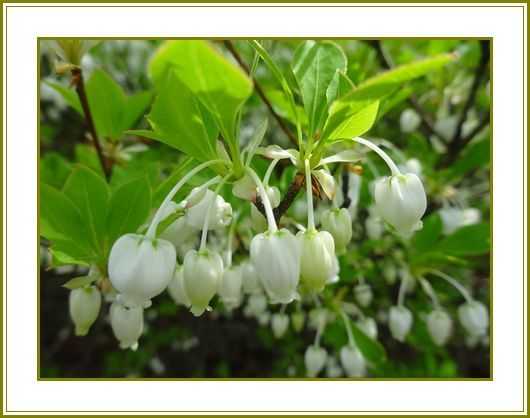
xmin=320 ymin=208 xmax=353 ymax=252
xmin=218 ymin=266 xmax=243 ymax=309
xmin=298 ymin=229 xmax=336 ymax=293
xmin=340 ymin=346 xmax=366 ymax=377
xmin=110 ymin=302 xmax=144 ymax=351
xmin=271 ymin=313 xmax=289 ymax=338
xmin=426 ymin=309 xmax=453 ymax=346
xmin=305 ymin=345 xmax=327 ymax=377
xmin=108 ymin=234 xmax=176 ymax=308
xmin=458 ymin=300 xmax=489 ymax=337
xmin=389 ymin=305 xmax=413 ymax=342
xmin=167 ymin=266 xmax=191 ymax=307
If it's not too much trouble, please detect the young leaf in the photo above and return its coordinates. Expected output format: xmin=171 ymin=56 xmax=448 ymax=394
xmin=40 ymin=152 xmax=72 ymax=189
xmin=244 ymin=118 xmax=268 ymax=166
xmin=443 ymin=135 xmax=490 ymax=181
xmin=62 ymin=166 xmax=110 ymax=253
xmin=324 ymin=100 xmax=380 ymax=140
xmin=107 ymin=176 xmax=152 ymax=245
xmin=44 ymin=81 xmax=82 ymax=113
xmin=141 ymin=70 xmax=218 ymax=162
xmin=149 ymin=40 xmax=252 ymax=143
xmin=122 ymin=90 xmax=153 ymax=132
xmin=293 ymin=41 xmax=347 ymax=137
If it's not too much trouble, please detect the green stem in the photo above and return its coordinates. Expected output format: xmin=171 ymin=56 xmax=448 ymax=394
xmin=352 ymin=136 xmax=401 ymax=176
xmin=304 ymin=159 xmax=315 ymax=232
xmin=246 ymin=167 xmax=278 ymax=232
xmin=427 ymin=270 xmax=473 ymax=303
xmin=199 ymin=174 xmax=232 ymax=251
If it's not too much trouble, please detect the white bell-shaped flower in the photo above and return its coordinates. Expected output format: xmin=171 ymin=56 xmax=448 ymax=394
xmin=185 ymin=189 xmax=232 ymax=230
xmin=110 ymin=302 xmax=144 ymax=350
xmin=108 ymin=233 xmax=176 ymax=308
xmin=320 ymin=208 xmax=352 ymax=252
xmin=305 ymin=345 xmax=327 ymax=377
xmin=354 ymin=284 xmax=373 ymax=308
xmin=218 ymin=266 xmax=243 ymax=309
xmin=298 ymin=229 xmax=335 ymax=293
xmin=458 ymin=300 xmax=489 ymax=337
xmin=426 ymin=309 xmax=452 ymax=346
xmin=365 ymin=215 xmax=384 ymax=240
xmin=250 ymin=229 xmax=301 ymax=304
xmin=327 ymin=256 xmax=340 ymax=284
xmin=167 ymin=266 xmax=191 ymax=307
xmin=374 ymin=173 xmax=427 ymax=237
xmin=258 ymin=311 xmax=271 ymax=326
xmin=271 ymin=313 xmax=289 ymax=338
xmin=356 ymin=317 xmax=378 ymax=340
xmin=340 ymin=346 xmax=366 ymax=377
xmin=250 ymin=186 xmax=280 ymax=232
xmin=440 ymin=207 xmax=482 ymax=235
xmin=291 ymin=311 xmax=306 ymax=333
xmin=183 ymin=249 xmax=224 ymax=316
xmin=389 ymin=305 xmax=413 ymax=342
xmin=69 ymin=286 xmax=101 ymax=336
xmin=241 ymin=261 xmax=261 ymax=294
xmin=399 ymin=158 xmax=423 ymax=177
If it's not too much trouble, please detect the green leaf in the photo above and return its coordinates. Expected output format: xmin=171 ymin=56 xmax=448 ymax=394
xmin=62 ymin=275 xmax=97 ymax=290
xmin=107 ymin=177 xmax=152 ymax=245
xmin=412 ymin=213 xmax=443 ymax=253
xmin=122 ymin=90 xmax=153 ymax=132
xmin=50 ymin=247 xmax=91 ymax=267
xmin=339 ymin=53 xmax=455 ymax=107
xmin=62 ymin=166 xmax=110 ymax=254
xmin=326 ymin=70 xmax=355 ymax=105
xmin=324 ymin=100 xmax=380 ymax=140
xmin=149 ymin=40 xmax=253 ymax=143
xmin=326 ymin=53 xmax=454 ymax=140
xmin=436 ymin=223 xmax=490 ymax=256
xmin=443 ymin=135 xmax=490 ymax=181
xmin=85 ymin=69 xmax=127 ymax=141
xmin=40 ymin=183 xmax=92 ymax=252
xmin=350 ymin=321 xmax=387 ymax=366
xmin=40 ymin=152 xmax=72 ymax=189
xmin=44 ymin=81 xmax=82 ymax=114
xmin=142 ymin=70 xmax=218 ymax=162
xmin=74 ymin=144 xmax=105 ymax=177
xmin=244 ymin=118 xmax=268 ymax=166
xmin=292 ymin=41 xmax=347 ymax=137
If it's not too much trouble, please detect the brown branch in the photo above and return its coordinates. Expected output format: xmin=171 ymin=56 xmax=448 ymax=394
xmin=365 ymin=40 xmax=448 ymax=142
xmin=254 ymin=173 xmax=305 ymax=224
xmin=223 ymin=40 xmax=298 ymax=147
xmin=70 ymin=67 xmax=111 ymax=180
xmin=449 ymin=41 xmax=490 ymax=152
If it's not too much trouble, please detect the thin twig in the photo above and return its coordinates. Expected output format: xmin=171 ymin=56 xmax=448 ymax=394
xmin=223 ymin=40 xmax=298 ymax=147
xmin=365 ymin=40 xmax=448 ymax=142
xmin=70 ymin=67 xmax=111 ymax=179
xmin=449 ymin=40 xmax=490 ymax=153
xmin=254 ymin=173 xmax=305 ymax=224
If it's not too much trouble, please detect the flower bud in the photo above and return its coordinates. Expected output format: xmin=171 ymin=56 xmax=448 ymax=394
xmin=356 ymin=317 xmax=378 ymax=340
xmin=185 ymin=189 xmax=232 ymax=230
xmin=305 ymin=345 xmax=327 ymax=377
xmin=458 ymin=301 xmax=489 ymax=337
xmin=110 ymin=302 xmax=144 ymax=350
xmin=167 ymin=266 xmax=191 ymax=307
xmin=340 ymin=346 xmax=366 ymax=377
xmin=365 ymin=215 xmax=384 ymax=240
xmin=108 ymin=234 xmax=176 ymax=308
xmin=291 ymin=311 xmax=306 ymax=332
xmin=354 ymin=284 xmax=373 ymax=308
xmin=250 ymin=186 xmax=280 ymax=232
xmin=241 ymin=261 xmax=261 ymax=294
xmin=69 ymin=286 xmax=101 ymax=336
xmin=374 ymin=173 xmax=427 ymax=237
xmin=313 ymin=169 xmax=336 ymax=200
xmin=183 ymin=249 xmax=224 ymax=316
xmin=271 ymin=313 xmax=289 ymax=338
xmin=389 ymin=305 xmax=413 ymax=342
xmin=218 ymin=266 xmax=243 ymax=309
xmin=400 ymin=158 xmax=422 ymax=177
xmin=320 ymin=208 xmax=352 ymax=252
xmin=258 ymin=312 xmax=271 ymax=326
xmin=298 ymin=230 xmax=335 ymax=293
xmin=250 ymin=229 xmax=301 ymax=304
xmin=245 ymin=292 xmax=268 ymax=317
xmin=426 ymin=309 xmax=452 ymax=346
